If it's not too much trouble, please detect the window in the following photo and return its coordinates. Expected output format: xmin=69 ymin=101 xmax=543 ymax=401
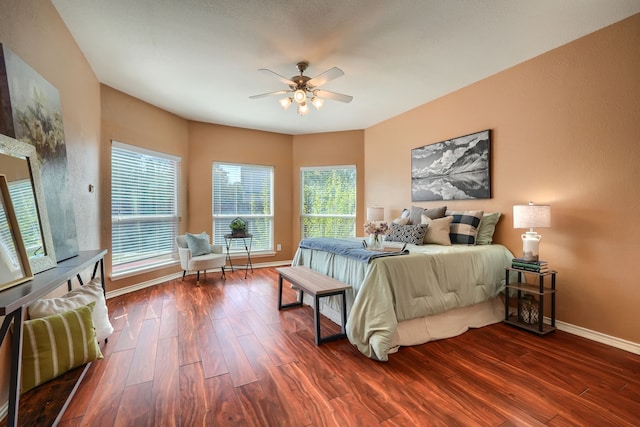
xmin=111 ymin=141 xmax=180 ymax=274
xmin=301 ymin=166 xmax=356 ymax=238
xmin=212 ymin=162 xmax=273 ymax=252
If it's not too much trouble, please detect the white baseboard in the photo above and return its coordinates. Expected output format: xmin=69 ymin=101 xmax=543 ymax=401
xmin=252 ymin=260 xmax=293 ymax=268
xmin=554 ymin=319 xmax=640 ymax=355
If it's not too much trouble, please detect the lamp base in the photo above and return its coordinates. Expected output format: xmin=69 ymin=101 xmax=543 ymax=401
xmin=521 ymin=231 xmax=542 ymax=261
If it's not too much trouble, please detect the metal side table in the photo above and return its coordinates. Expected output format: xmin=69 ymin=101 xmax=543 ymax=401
xmin=223 ymin=233 xmax=254 ymax=279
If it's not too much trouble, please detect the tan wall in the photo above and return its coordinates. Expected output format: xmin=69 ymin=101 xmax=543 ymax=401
xmin=365 ymin=14 xmax=640 ymax=343
xmin=292 ymin=131 xmax=365 ymax=246
xmin=188 ymin=121 xmax=294 ymax=261
xmin=1 ymin=0 xmax=102 ymax=412
xmin=100 ymin=85 xmax=190 ymax=292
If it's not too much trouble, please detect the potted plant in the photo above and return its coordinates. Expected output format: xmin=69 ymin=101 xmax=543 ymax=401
xmin=229 ymin=217 xmax=247 ymax=236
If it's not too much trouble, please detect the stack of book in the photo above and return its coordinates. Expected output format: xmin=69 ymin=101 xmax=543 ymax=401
xmin=511 ymin=258 xmax=550 ymax=273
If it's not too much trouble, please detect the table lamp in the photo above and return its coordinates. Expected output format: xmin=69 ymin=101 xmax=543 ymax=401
xmin=366 ymin=207 xmax=384 ymax=222
xmin=513 ymin=202 xmax=551 ymax=261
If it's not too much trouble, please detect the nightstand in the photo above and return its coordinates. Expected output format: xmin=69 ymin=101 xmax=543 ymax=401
xmin=504 ymin=267 xmax=556 ymax=335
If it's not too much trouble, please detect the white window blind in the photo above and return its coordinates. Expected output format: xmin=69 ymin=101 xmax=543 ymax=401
xmin=301 ymin=166 xmax=356 ymax=238
xmin=212 ymin=162 xmax=273 ymax=252
xmin=111 ymin=141 xmax=180 ymax=273
xmin=0 ymin=196 xmax=21 ymax=269
xmin=7 ymin=179 xmax=44 ymax=257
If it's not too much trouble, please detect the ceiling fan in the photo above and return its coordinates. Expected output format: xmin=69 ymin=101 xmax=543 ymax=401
xmin=250 ymin=61 xmax=353 ymax=115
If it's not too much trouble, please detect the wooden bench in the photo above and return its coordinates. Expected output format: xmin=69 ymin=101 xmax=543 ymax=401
xmin=276 ymin=266 xmax=350 ymax=345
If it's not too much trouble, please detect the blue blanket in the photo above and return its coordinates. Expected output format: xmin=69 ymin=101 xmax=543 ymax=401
xmin=298 ymin=238 xmax=408 ymax=263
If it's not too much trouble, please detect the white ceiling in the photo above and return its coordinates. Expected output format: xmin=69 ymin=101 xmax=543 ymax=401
xmin=52 ymin=0 xmax=640 ymax=136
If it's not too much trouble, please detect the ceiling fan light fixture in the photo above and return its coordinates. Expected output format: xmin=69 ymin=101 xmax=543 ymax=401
xmin=279 ymin=97 xmax=293 ymax=110
xmin=251 ymin=62 xmax=352 ymax=116
xmin=293 ymin=89 xmax=306 ymax=104
xmin=311 ymin=97 xmax=324 ymax=110
xmin=297 ymin=102 xmax=309 ymax=116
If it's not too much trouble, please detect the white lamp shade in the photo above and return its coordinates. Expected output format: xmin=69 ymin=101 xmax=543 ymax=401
xmin=513 ymin=203 xmax=551 ymax=229
xmin=297 ymin=102 xmax=309 ymax=116
xmin=293 ymin=89 xmax=306 ymax=104
xmin=367 ymin=207 xmax=384 ymax=222
xmin=279 ymin=97 xmax=293 ymax=110
xmin=311 ymin=97 xmax=324 ymax=110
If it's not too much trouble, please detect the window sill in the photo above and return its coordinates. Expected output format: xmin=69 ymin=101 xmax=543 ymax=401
xmin=250 ymin=251 xmax=276 ymax=258
xmin=111 ymin=251 xmax=277 ymax=280
xmin=111 ymin=259 xmax=179 ymax=281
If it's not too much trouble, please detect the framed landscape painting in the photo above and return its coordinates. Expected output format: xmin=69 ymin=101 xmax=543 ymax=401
xmin=411 ymin=129 xmax=491 ymax=201
xmin=0 ymin=43 xmax=79 ymax=261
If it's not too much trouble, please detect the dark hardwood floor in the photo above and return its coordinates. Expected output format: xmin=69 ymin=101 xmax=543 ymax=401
xmin=58 ymin=267 xmax=640 ymax=426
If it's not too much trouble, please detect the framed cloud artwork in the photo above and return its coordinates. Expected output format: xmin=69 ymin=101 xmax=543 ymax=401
xmin=411 ymin=129 xmax=491 ymax=202
xmin=0 ymin=43 xmax=79 ymax=262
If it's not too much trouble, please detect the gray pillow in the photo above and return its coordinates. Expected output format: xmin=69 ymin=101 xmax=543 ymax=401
xmin=409 ymin=205 xmax=446 ymax=225
xmin=186 ymin=232 xmax=211 ymax=256
xmin=385 ymin=223 xmax=428 ymax=245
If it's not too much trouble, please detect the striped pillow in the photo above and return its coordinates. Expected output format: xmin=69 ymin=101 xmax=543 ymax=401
xmin=21 ymin=302 xmax=103 ymax=393
xmin=447 ymin=210 xmax=484 ymax=245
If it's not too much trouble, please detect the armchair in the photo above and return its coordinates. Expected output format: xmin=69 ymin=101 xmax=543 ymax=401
xmin=176 ymin=234 xmax=226 ymax=282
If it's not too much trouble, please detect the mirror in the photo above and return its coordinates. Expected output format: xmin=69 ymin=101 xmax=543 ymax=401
xmin=0 ymin=133 xmax=56 ymax=274
xmin=0 ymin=174 xmax=32 ymax=290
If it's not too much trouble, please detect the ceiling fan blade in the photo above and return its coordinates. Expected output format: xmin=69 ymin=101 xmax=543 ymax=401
xmin=258 ymin=68 xmax=296 ymax=86
xmin=249 ymin=90 xmax=291 ymax=99
xmin=313 ymin=89 xmax=353 ymax=103
xmin=307 ymin=67 xmax=344 ymax=88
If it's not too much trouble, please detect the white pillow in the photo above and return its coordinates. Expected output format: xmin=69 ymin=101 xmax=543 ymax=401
xmin=421 ymin=215 xmax=453 ymax=245
xmin=29 ymin=278 xmax=114 ymax=342
xmin=392 ymin=216 xmax=410 ymax=225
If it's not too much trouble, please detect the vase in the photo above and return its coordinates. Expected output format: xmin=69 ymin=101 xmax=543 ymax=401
xmin=368 ymin=234 xmax=383 ymax=250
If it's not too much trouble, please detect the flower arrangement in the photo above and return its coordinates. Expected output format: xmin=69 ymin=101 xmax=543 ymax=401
xmin=364 ymin=221 xmax=389 ymax=249
xmin=364 ymin=221 xmax=390 ymax=236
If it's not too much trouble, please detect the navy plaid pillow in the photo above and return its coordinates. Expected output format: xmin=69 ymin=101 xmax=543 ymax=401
xmin=447 ymin=210 xmax=484 ymax=245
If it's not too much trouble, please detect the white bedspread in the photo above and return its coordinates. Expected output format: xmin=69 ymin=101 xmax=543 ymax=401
xmin=293 ymin=240 xmax=514 ymax=361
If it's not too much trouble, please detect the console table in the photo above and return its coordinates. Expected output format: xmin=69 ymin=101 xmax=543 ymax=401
xmin=0 ymin=249 xmax=107 ymax=427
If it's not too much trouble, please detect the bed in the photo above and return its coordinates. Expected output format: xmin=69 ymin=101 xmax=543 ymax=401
xmin=292 ymin=238 xmax=514 ymax=361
